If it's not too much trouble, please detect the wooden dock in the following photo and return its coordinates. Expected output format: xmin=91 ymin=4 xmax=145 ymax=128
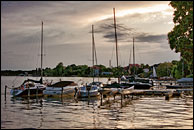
xmin=99 ymin=87 xmax=193 ymax=107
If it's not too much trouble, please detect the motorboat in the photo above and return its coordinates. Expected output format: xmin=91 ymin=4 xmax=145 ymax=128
xmin=76 ymin=83 xmax=100 ymax=98
xmin=121 ymin=76 xmax=153 ymax=89
xmin=43 ymin=81 xmax=78 ymax=97
xmin=10 ymin=79 xmax=46 ymax=97
xmin=166 ymin=78 xmax=193 ymax=89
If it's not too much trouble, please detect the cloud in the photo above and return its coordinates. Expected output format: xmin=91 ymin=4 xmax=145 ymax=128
xmin=1 ymin=1 xmax=180 ymax=70
xmin=135 ymin=34 xmax=167 ymax=43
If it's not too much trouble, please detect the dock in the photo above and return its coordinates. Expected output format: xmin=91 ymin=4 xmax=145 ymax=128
xmin=99 ymin=87 xmax=193 ymax=107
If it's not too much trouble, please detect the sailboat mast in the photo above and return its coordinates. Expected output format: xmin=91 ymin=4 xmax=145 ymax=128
xmin=92 ymin=25 xmax=95 ymax=82
xmin=129 ymin=48 xmax=132 ymax=74
xmin=113 ymin=8 xmax=120 ymax=83
xmin=40 ymin=21 xmax=43 ymax=82
xmin=133 ymin=37 xmax=135 ymax=76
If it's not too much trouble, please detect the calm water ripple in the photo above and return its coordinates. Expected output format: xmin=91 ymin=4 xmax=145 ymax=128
xmin=1 ymin=76 xmax=193 ymax=129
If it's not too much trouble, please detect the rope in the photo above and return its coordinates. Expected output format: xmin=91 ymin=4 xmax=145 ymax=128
xmin=5 ymin=85 xmax=16 ymax=89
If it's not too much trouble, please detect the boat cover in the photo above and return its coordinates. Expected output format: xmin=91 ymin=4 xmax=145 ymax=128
xmin=177 ymin=78 xmax=193 ymax=83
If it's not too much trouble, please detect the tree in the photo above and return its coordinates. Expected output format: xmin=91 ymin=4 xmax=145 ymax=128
xmin=53 ymin=62 xmax=65 ymax=76
xmin=157 ymin=62 xmax=173 ymax=77
xmin=168 ymin=1 xmax=193 ymax=74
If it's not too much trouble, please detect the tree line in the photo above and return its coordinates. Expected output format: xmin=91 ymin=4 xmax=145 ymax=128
xmin=1 ymin=60 xmax=192 ymax=79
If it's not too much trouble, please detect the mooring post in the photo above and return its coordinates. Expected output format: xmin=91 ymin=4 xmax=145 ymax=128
xmin=100 ymin=93 xmax=103 ymax=106
xmin=121 ymin=94 xmax=123 ymax=105
xmin=36 ymin=86 xmax=39 ymax=103
xmin=27 ymin=84 xmax=30 ymax=97
xmin=121 ymin=94 xmax=123 ymax=104
xmin=61 ymin=87 xmax=64 ymax=100
xmin=88 ymin=89 xmax=90 ymax=99
xmin=5 ymin=85 xmax=7 ymax=101
xmin=27 ymin=84 xmax=30 ymax=102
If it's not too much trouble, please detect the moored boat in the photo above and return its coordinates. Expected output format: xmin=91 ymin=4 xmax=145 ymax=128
xmin=76 ymin=83 xmax=100 ymax=98
xmin=121 ymin=76 xmax=153 ymax=89
xmin=119 ymin=85 xmax=134 ymax=95
xmin=166 ymin=78 xmax=193 ymax=89
xmin=10 ymin=79 xmax=47 ymax=97
xmin=43 ymin=81 xmax=78 ymax=97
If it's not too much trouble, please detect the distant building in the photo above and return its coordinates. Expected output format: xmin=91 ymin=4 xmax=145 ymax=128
xmin=143 ymin=68 xmax=149 ymax=73
xmin=101 ymin=72 xmax=113 ymax=75
xmin=124 ymin=64 xmax=140 ymax=70
xmin=91 ymin=66 xmax=100 ymax=76
xmin=129 ymin=64 xmax=140 ymax=68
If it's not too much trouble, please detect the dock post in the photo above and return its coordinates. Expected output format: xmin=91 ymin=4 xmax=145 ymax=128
xmin=61 ymin=87 xmax=63 ymax=100
xmin=100 ymin=93 xmax=103 ymax=106
xmin=5 ymin=85 xmax=7 ymax=101
xmin=121 ymin=94 xmax=123 ymax=106
xmin=165 ymin=91 xmax=173 ymax=100
xmin=36 ymin=86 xmax=39 ymax=103
xmin=88 ymin=90 xmax=90 ymax=99
xmin=27 ymin=85 xmax=30 ymax=97
xmin=27 ymin=84 xmax=30 ymax=102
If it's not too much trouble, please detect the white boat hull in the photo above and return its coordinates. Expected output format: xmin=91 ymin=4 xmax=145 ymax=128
xmin=43 ymin=85 xmax=77 ymax=96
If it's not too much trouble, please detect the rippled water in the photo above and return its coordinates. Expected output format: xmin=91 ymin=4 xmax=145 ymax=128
xmin=1 ymin=76 xmax=193 ymax=129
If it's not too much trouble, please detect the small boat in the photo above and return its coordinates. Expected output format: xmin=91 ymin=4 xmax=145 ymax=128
xmin=100 ymin=82 xmax=121 ymax=95
xmin=76 ymin=83 xmax=100 ymax=98
xmin=119 ymin=85 xmax=134 ymax=95
xmin=166 ymin=78 xmax=193 ymax=89
xmin=128 ymin=81 xmax=153 ymax=89
xmin=43 ymin=81 xmax=78 ymax=97
xmin=10 ymin=79 xmax=47 ymax=97
xmin=121 ymin=76 xmax=153 ymax=89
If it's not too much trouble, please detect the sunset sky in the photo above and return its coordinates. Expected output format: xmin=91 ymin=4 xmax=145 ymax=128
xmin=1 ymin=1 xmax=180 ymax=70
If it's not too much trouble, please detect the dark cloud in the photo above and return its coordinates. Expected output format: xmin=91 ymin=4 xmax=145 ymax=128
xmin=135 ymin=34 xmax=167 ymax=43
xmin=93 ymin=20 xmax=168 ymax=44
xmin=90 ymin=22 xmax=135 ymax=43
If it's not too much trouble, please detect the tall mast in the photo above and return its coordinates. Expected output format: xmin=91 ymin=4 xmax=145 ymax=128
xmin=129 ymin=48 xmax=132 ymax=75
xmin=40 ymin=21 xmax=43 ymax=83
xmin=113 ymin=8 xmax=120 ymax=83
xmin=92 ymin=25 xmax=95 ymax=82
xmin=133 ymin=37 xmax=135 ymax=77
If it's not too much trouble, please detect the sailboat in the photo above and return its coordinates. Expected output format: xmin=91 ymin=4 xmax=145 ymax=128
xmin=76 ymin=25 xmax=102 ymax=98
xmin=10 ymin=21 xmax=47 ymax=97
xmin=120 ymin=37 xmax=153 ymax=89
xmin=99 ymin=8 xmax=135 ymax=95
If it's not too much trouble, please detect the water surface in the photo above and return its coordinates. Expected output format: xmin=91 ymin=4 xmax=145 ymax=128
xmin=1 ymin=76 xmax=193 ymax=129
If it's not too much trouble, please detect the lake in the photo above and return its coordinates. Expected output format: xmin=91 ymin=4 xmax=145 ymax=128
xmin=1 ymin=76 xmax=193 ymax=129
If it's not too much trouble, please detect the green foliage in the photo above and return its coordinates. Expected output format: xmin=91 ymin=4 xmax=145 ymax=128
xmin=186 ymin=74 xmax=193 ymax=78
xmin=168 ymin=1 xmax=193 ymax=73
xmin=156 ymin=62 xmax=173 ymax=77
xmin=2 ymin=60 xmax=192 ymax=78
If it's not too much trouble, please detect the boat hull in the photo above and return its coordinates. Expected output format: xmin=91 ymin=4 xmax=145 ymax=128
xmin=166 ymin=85 xmax=193 ymax=89
xmin=121 ymin=83 xmax=152 ymax=89
xmin=10 ymin=88 xmax=45 ymax=98
xmin=76 ymin=90 xmax=100 ymax=98
xmin=43 ymin=87 xmax=76 ymax=97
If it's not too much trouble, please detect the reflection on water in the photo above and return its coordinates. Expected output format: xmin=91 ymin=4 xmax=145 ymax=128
xmin=1 ymin=76 xmax=193 ymax=129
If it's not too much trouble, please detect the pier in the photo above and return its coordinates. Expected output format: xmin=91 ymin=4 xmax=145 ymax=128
xmin=99 ymin=87 xmax=193 ymax=107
